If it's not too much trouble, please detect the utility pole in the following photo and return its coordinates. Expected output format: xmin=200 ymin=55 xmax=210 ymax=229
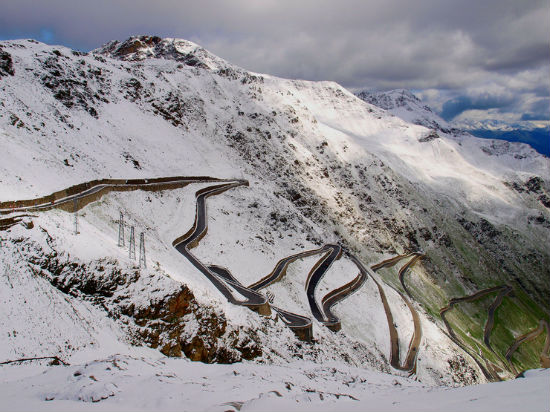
xmin=139 ymin=232 xmax=146 ymax=268
xmin=118 ymin=211 xmax=125 ymax=247
xmin=73 ymin=198 xmax=79 ymax=235
xmin=129 ymin=226 xmax=136 ymax=260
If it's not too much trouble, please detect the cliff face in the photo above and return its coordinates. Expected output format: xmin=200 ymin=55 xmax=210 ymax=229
xmin=0 ymin=36 xmax=548 ymax=385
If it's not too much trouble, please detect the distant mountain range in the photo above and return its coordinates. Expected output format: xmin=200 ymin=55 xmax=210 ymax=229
xmin=357 ymin=89 xmax=549 ymax=157
xmin=466 ymin=127 xmax=549 ymax=157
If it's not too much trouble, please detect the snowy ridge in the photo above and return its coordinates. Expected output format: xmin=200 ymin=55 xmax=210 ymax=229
xmin=356 ymin=88 xmax=548 ymax=161
xmin=1 ymin=36 xmax=549 ymax=410
xmin=356 ymin=89 xmax=459 ymax=134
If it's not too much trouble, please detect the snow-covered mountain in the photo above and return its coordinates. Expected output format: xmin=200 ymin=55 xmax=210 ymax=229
xmin=1 ymin=36 xmax=549 ymax=410
xmin=356 ymin=89 xmax=550 ymax=156
xmin=455 ymin=118 xmax=550 ymax=157
xmin=355 ymin=89 xmax=459 ymax=135
xmin=449 ymin=115 xmax=549 ymax=134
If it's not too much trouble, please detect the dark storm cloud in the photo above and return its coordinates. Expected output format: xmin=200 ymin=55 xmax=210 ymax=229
xmin=0 ymin=0 xmax=548 ymax=123
xmin=520 ymin=98 xmax=550 ymax=121
xmin=440 ymin=94 xmax=516 ymax=121
xmin=521 ymin=113 xmax=547 ymax=121
xmin=483 ymin=43 xmax=550 ymax=72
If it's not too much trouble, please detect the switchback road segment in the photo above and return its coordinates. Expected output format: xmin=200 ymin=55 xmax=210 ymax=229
xmin=370 ymin=255 xmax=422 ymax=373
xmin=172 ymin=181 xmax=270 ymax=315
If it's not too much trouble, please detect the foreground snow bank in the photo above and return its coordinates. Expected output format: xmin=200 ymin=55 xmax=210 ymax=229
xmin=245 ymin=369 xmax=550 ymax=412
xmin=0 ymin=355 xmax=547 ymax=412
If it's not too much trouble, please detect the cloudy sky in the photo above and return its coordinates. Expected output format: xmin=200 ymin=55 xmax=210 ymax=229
xmin=1 ymin=0 xmax=548 ymax=126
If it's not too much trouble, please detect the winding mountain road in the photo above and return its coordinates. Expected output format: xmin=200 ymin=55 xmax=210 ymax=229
xmin=398 ymin=253 xmax=424 ymax=298
xmin=320 ymin=255 xmax=368 ymax=332
xmin=172 ymin=181 xmax=270 ymax=315
xmin=170 ymin=180 xmax=317 ymax=339
xmin=209 ymin=264 xmax=313 ymax=341
xmin=505 ymin=319 xmax=550 ymax=368
xmin=440 ymin=285 xmax=511 ymax=347
xmin=0 ymin=176 xmax=229 ymax=215
xmin=484 ymin=285 xmax=513 ymax=351
xmin=1 ymin=175 xmax=374 ymax=341
xmin=304 ymin=244 xmax=343 ymax=327
xmin=249 ymin=245 xmax=370 ymax=332
xmin=247 ymin=245 xmax=336 ymax=291
xmin=9 ymin=175 xmax=540 ymax=374
xmin=370 ymin=253 xmax=415 ymax=271
xmin=370 ymin=254 xmax=422 ymax=373
xmin=439 ymin=285 xmax=515 ymax=381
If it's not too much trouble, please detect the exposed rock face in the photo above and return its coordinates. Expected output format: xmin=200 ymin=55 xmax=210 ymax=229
xmin=418 ymin=130 xmax=440 ymax=142
xmin=357 ymin=89 xmax=423 ymax=111
xmin=38 ymin=50 xmax=110 ymax=118
xmin=447 ymin=355 xmax=479 ymax=386
xmin=0 ymin=49 xmax=14 ymax=77
xmin=95 ymin=35 xmax=212 ymax=69
xmin=101 ymin=36 xmax=163 ymax=61
xmin=506 ymin=176 xmax=550 ymax=209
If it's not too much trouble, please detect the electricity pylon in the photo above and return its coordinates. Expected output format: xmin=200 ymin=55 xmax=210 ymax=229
xmin=139 ymin=232 xmax=146 ymax=268
xmin=129 ymin=226 xmax=136 ymax=260
xmin=73 ymin=198 xmax=79 ymax=235
xmin=118 ymin=211 xmax=125 ymax=247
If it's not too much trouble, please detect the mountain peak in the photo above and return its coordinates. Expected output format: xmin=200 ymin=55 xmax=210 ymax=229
xmin=93 ymin=35 xmax=226 ymax=70
xmin=95 ymin=35 xmax=164 ymax=61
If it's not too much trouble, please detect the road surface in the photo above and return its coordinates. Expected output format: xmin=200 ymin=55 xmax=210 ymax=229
xmin=370 ymin=254 xmax=423 ymax=373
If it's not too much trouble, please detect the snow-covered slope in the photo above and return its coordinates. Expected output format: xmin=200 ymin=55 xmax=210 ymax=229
xmin=1 ymin=36 xmax=549 ymax=409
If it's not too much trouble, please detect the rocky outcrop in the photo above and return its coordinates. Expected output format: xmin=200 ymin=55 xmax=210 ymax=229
xmin=38 ymin=50 xmax=110 ymax=118
xmin=418 ymin=130 xmax=440 ymax=142
xmin=0 ymin=49 xmax=14 ymax=77
xmin=100 ymin=36 xmax=163 ymax=61
xmin=506 ymin=176 xmax=550 ymax=209
xmin=447 ymin=355 xmax=480 ymax=386
xmin=94 ymin=35 xmax=213 ymax=70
